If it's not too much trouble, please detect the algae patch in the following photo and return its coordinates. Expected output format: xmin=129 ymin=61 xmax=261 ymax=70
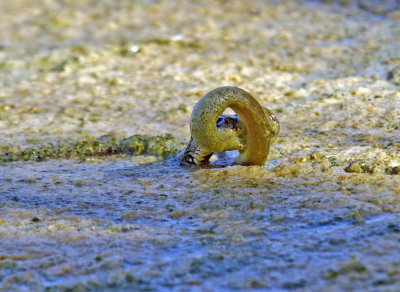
xmin=0 ymin=134 xmax=184 ymax=162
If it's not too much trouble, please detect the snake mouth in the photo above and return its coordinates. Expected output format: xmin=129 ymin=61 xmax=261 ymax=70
xmin=179 ymin=87 xmax=279 ymax=166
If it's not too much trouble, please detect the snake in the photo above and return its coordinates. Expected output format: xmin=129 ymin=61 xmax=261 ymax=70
xmin=179 ymin=86 xmax=279 ymax=166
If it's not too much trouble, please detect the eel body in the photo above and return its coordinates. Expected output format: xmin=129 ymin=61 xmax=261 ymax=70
xmin=179 ymin=86 xmax=279 ymax=166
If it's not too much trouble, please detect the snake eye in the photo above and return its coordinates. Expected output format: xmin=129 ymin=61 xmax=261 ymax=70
xmin=269 ymin=114 xmax=278 ymax=122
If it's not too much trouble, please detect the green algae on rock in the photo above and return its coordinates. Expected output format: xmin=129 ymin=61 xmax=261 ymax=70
xmin=0 ymin=134 xmax=184 ymax=162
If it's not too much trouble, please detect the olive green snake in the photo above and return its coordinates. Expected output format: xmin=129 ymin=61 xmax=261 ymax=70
xmin=179 ymin=86 xmax=279 ymax=166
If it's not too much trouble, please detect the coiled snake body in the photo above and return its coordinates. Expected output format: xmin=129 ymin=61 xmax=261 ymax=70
xmin=179 ymin=86 xmax=279 ymax=166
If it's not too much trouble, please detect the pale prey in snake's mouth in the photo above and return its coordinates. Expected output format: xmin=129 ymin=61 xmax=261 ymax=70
xmin=178 ymin=86 xmax=279 ymax=166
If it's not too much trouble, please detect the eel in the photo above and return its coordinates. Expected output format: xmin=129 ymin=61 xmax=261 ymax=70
xmin=179 ymin=86 xmax=279 ymax=166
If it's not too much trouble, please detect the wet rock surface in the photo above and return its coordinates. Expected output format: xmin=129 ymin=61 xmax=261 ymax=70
xmin=0 ymin=0 xmax=399 ymax=291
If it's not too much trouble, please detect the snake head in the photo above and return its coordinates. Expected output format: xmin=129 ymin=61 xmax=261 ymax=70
xmin=262 ymin=107 xmax=280 ymax=144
